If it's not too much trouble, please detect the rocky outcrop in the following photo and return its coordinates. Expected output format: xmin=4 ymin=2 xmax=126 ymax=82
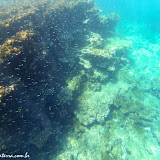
xmin=0 ymin=0 xmax=131 ymax=159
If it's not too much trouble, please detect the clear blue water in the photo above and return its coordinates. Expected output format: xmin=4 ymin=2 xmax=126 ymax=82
xmin=96 ymin=0 xmax=160 ymax=32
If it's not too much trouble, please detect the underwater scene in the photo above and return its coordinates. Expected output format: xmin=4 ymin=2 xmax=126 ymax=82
xmin=0 ymin=0 xmax=160 ymax=159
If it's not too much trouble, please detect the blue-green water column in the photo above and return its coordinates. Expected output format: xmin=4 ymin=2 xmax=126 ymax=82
xmin=95 ymin=0 xmax=160 ymax=32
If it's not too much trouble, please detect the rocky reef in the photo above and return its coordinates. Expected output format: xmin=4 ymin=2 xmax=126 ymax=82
xmin=1 ymin=0 xmax=153 ymax=160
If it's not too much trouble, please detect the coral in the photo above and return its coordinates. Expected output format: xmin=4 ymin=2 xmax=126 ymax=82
xmin=0 ymin=85 xmax=15 ymax=102
xmin=87 ymin=32 xmax=104 ymax=48
xmin=0 ymin=30 xmax=34 ymax=61
xmin=76 ymin=81 xmax=131 ymax=126
xmin=67 ymin=73 xmax=84 ymax=92
xmin=104 ymin=36 xmax=133 ymax=55
xmin=91 ymin=69 xmax=109 ymax=83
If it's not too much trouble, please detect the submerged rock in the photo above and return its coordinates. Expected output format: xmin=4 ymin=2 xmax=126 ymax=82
xmin=0 ymin=0 xmax=137 ymax=160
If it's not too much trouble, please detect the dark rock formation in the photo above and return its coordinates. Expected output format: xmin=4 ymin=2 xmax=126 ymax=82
xmin=0 ymin=0 xmax=124 ymax=159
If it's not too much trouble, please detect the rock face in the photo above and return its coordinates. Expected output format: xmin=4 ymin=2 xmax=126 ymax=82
xmin=0 ymin=0 xmax=132 ymax=159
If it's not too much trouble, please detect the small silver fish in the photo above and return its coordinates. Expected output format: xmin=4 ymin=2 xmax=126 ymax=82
xmin=83 ymin=18 xmax=90 ymax=24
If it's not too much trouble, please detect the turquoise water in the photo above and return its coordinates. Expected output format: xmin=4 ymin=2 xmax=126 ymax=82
xmin=0 ymin=0 xmax=160 ymax=159
xmin=96 ymin=0 xmax=160 ymax=32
